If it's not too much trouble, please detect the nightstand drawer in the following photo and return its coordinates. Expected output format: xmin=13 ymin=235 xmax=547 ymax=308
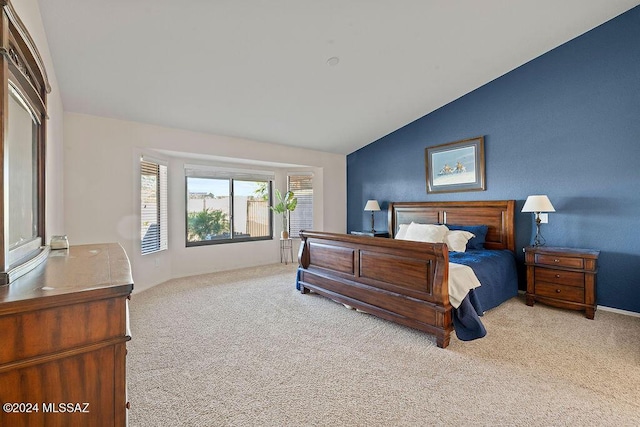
xmin=535 ymin=254 xmax=584 ymax=269
xmin=535 ymin=267 xmax=584 ymax=287
xmin=536 ymin=282 xmax=584 ymax=303
xmin=536 ymin=254 xmax=584 ymax=268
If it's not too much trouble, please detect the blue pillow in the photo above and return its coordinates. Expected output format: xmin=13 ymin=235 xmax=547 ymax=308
xmin=446 ymin=224 xmax=488 ymax=250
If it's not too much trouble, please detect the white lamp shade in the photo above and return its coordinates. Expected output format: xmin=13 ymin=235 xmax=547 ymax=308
xmin=522 ymin=195 xmax=556 ymax=213
xmin=364 ymin=200 xmax=381 ymax=211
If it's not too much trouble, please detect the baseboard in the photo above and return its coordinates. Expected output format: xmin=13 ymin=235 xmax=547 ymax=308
xmin=597 ymin=305 xmax=640 ymax=318
xmin=517 ymin=290 xmax=640 ymax=318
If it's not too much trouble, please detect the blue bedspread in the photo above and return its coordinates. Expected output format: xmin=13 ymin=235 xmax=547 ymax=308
xmin=450 ymin=250 xmax=518 ymax=341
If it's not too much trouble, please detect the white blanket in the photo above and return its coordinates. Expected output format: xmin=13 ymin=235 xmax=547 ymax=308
xmin=448 ymin=262 xmax=482 ymax=309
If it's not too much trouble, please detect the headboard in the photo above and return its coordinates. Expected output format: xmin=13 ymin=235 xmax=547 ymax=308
xmin=388 ymin=200 xmax=515 ymax=252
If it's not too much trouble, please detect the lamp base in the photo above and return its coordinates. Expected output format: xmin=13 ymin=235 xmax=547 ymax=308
xmin=532 ymin=217 xmax=546 ymax=246
xmin=532 ymin=235 xmax=546 ymax=247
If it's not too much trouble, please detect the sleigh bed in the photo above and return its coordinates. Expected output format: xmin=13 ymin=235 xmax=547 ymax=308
xmin=296 ymin=200 xmax=517 ymax=348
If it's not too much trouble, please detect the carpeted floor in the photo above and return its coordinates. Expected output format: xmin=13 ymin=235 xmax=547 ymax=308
xmin=126 ymin=263 xmax=640 ymax=426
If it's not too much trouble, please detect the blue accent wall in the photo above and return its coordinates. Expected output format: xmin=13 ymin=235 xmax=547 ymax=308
xmin=347 ymin=7 xmax=640 ymax=313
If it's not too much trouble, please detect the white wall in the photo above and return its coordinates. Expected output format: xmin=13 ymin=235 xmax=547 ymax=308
xmin=13 ymin=0 xmax=65 ymax=241
xmin=11 ymin=0 xmax=64 ymax=243
xmin=18 ymin=0 xmax=344 ymax=293
xmin=64 ymin=113 xmax=346 ymax=292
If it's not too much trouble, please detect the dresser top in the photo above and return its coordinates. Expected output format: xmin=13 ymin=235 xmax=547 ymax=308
xmin=525 ymin=246 xmax=600 ymax=258
xmin=0 ymin=243 xmax=133 ymax=314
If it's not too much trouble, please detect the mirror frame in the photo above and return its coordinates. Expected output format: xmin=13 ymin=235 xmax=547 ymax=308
xmin=0 ymin=0 xmax=50 ymax=285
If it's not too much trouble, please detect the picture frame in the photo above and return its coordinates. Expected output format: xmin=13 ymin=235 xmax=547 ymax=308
xmin=425 ymin=136 xmax=485 ymax=193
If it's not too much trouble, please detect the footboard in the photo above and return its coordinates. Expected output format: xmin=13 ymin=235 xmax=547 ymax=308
xmin=297 ymin=231 xmax=452 ymax=348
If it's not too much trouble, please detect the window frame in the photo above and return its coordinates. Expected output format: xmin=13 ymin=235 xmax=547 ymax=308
xmin=185 ymin=171 xmax=274 ymax=247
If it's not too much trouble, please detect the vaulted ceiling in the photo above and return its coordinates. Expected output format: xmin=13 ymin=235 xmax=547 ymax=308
xmin=38 ymin=0 xmax=639 ymax=154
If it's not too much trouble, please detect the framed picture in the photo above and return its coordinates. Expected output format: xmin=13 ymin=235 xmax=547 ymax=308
xmin=425 ymin=136 xmax=485 ymax=193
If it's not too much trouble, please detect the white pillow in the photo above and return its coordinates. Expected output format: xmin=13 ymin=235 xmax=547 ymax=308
xmin=403 ymin=223 xmax=449 ymax=243
xmin=395 ymin=223 xmax=410 ymax=239
xmin=444 ymin=230 xmax=475 ymax=252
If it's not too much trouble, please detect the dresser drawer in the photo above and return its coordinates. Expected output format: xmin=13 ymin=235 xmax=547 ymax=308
xmin=535 ymin=253 xmax=584 ymax=269
xmin=535 ymin=267 xmax=584 ymax=288
xmin=536 ymin=282 xmax=585 ymax=303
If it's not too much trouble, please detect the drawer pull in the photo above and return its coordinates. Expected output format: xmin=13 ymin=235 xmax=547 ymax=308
xmin=126 ymin=402 xmax=131 ymax=410
xmin=555 ymin=289 xmax=561 ymax=293
xmin=554 ymin=259 xmax=560 ymax=263
xmin=555 ymin=274 xmax=561 ymax=278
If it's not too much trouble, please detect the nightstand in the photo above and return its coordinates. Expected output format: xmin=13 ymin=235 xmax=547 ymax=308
xmin=350 ymin=231 xmax=389 ymax=238
xmin=524 ymin=246 xmax=600 ymax=319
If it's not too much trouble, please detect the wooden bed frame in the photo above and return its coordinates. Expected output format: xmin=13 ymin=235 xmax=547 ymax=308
xmin=297 ymin=200 xmax=515 ymax=348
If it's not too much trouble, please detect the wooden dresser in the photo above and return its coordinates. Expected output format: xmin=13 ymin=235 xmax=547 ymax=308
xmin=0 ymin=243 xmax=133 ymax=427
xmin=525 ymin=246 xmax=599 ymax=319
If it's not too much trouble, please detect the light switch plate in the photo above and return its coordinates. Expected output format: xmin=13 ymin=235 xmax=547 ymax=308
xmin=539 ymin=213 xmax=549 ymax=224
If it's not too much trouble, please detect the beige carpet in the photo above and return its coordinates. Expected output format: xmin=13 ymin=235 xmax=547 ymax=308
xmin=127 ymin=263 xmax=640 ymax=426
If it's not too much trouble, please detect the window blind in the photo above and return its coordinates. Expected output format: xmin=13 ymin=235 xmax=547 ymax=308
xmin=141 ymin=160 xmax=168 ymax=254
xmin=288 ymin=174 xmax=313 ymax=238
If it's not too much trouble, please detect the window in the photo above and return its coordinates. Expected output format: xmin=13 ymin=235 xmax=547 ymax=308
xmin=185 ymin=166 xmax=273 ymax=246
xmin=288 ymin=174 xmax=313 ymax=237
xmin=141 ymin=159 xmax=168 ymax=255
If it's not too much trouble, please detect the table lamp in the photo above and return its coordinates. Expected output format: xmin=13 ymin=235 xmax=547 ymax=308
xmin=364 ymin=200 xmax=381 ymax=232
xmin=522 ymin=195 xmax=555 ymax=246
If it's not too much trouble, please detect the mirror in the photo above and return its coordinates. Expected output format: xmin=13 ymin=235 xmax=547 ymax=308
xmin=0 ymin=1 xmax=50 ymax=284
xmin=7 ymin=86 xmax=38 ymax=253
